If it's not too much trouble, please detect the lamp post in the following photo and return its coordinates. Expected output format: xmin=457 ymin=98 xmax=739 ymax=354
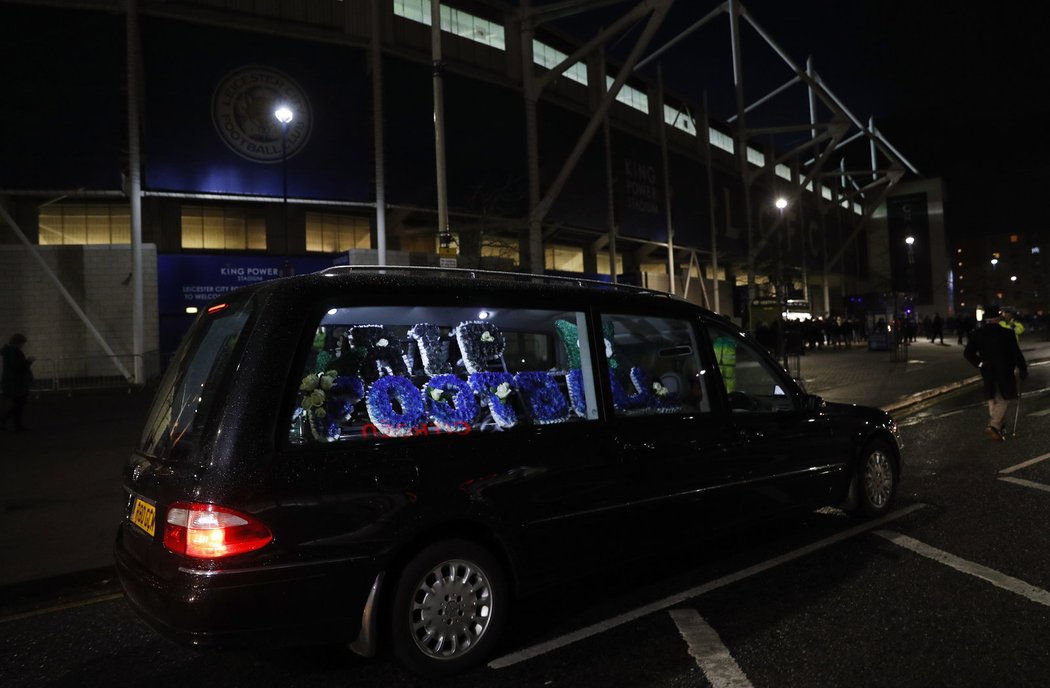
xmin=274 ymin=105 xmax=294 ymax=259
xmin=775 ymin=197 xmax=788 ymax=370
xmin=990 ymin=257 xmax=999 ymax=311
xmin=905 ymin=236 xmax=916 ymax=306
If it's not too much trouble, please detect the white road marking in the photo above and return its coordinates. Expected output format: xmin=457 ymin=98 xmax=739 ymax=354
xmin=1026 ymin=409 xmax=1050 ymax=417
xmin=875 ymin=531 xmax=1050 ymax=607
xmin=0 ymin=593 xmax=124 ymax=624
xmin=670 ymin=609 xmax=753 ymax=688
xmin=1000 ymin=452 xmax=1050 ymax=475
xmin=999 ymin=476 xmax=1050 ymax=494
xmin=488 ymin=504 xmax=926 ymax=669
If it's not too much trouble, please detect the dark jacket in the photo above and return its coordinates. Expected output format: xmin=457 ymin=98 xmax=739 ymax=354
xmin=2 ymin=344 xmax=34 ymax=397
xmin=963 ymin=323 xmax=1027 ymax=400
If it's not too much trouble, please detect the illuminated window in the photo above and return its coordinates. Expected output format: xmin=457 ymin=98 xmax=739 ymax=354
xmin=709 ymin=128 xmax=734 ymax=154
xmin=305 ymin=213 xmax=370 ymax=253
xmin=746 ymin=147 xmax=765 ymax=167
xmin=853 ymin=202 xmax=863 ymax=215
xmin=181 ymin=205 xmax=266 ymax=250
xmin=605 ymin=77 xmax=649 ymax=113
xmin=392 ymin=0 xmax=506 ymax=51
xmin=1033 ymin=247 xmax=1041 ymax=254
xmin=775 ymin=164 xmax=791 ymax=180
xmin=1010 ymin=234 xmax=1019 ymax=243
xmin=38 ymin=203 xmax=131 ymax=245
xmin=481 ymin=235 xmax=520 ymax=266
xmin=820 ymin=185 xmax=832 ymax=201
xmin=533 ymin=41 xmax=588 ymax=86
xmin=545 ymin=244 xmax=584 ymax=272
xmin=596 ymin=252 xmax=624 ymax=276
xmin=664 ymin=105 xmax=696 ymax=136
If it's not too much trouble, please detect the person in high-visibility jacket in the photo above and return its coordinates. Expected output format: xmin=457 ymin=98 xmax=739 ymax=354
xmin=713 ymin=336 xmax=737 ymax=393
xmin=998 ymin=307 xmax=1025 ymax=339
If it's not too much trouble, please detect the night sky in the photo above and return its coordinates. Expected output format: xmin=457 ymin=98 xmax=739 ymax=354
xmin=548 ymin=0 xmax=1050 ymax=243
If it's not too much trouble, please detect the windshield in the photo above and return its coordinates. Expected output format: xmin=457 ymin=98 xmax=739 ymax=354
xmin=139 ymin=299 xmax=252 ymax=461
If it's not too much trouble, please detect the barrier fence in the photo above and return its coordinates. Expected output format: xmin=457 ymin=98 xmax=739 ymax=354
xmin=28 ymin=351 xmax=171 ymax=393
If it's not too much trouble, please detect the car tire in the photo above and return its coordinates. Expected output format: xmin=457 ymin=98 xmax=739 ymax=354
xmin=389 ymin=539 xmax=507 ymax=677
xmin=853 ymin=440 xmax=898 ymax=518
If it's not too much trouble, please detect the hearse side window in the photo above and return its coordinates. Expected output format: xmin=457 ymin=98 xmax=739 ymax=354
xmin=288 ymin=306 xmax=598 ymax=443
xmin=598 ymin=314 xmax=709 ymax=416
xmin=702 ymin=320 xmax=796 ymax=413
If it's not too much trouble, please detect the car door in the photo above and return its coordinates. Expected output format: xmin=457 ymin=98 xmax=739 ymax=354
xmin=699 ymin=318 xmax=852 ymax=516
xmin=595 ymin=311 xmax=748 ymax=553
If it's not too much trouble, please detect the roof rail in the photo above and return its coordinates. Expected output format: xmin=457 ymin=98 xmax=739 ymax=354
xmin=319 ymin=264 xmax=674 ymax=298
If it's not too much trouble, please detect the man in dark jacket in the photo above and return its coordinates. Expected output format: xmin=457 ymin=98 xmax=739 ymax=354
xmin=1 ymin=333 xmax=34 ymax=431
xmin=964 ymin=313 xmax=1028 ymax=441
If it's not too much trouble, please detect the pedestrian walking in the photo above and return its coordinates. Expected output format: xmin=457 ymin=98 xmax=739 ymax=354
xmin=998 ymin=306 xmax=1025 ymax=339
xmin=963 ymin=312 xmax=1027 ymax=441
xmin=931 ymin=313 xmax=944 ymax=344
xmin=1 ymin=333 xmax=35 ymax=431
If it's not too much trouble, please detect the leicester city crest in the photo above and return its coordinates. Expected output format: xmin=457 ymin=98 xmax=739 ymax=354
xmin=211 ymin=66 xmax=312 ymax=163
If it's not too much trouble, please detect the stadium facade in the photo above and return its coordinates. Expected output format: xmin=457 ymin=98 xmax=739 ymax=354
xmin=0 ymin=0 xmax=948 ymax=382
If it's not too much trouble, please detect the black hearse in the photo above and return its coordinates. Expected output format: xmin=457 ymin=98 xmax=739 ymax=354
xmin=114 ymin=266 xmax=901 ymax=676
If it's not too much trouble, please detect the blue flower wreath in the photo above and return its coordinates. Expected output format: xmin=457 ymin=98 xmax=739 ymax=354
xmin=331 ymin=375 xmax=365 ymax=418
xmin=566 ymin=369 xmax=587 ymax=417
xmin=455 ymin=321 xmax=506 ymax=374
xmin=423 ymin=374 xmax=478 ymax=433
xmin=468 ymin=372 xmax=518 ymax=428
xmin=351 ymin=325 xmax=409 ymax=381
xmin=408 ymin=323 xmax=453 ymax=375
xmin=609 ymin=367 xmax=653 ymax=411
xmin=514 ymin=371 xmax=569 ymax=425
xmin=366 ymin=375 xmax=426 ymax=437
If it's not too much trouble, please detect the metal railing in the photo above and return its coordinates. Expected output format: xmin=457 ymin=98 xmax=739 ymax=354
xmin=28 ymin=351 xmax=169 ymax=393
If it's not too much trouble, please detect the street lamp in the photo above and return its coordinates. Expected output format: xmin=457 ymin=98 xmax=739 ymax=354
xmin=774 ymin=197 xmax=788 ymax=370
xmin=990 ymin=257 xmax=999 ymax=309
xmin=274 ymin=105 xmax=294 ymax=258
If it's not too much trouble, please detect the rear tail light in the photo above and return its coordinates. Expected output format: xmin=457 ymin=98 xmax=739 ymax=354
xmin=163 ymin=502 xmax=272 ymax=559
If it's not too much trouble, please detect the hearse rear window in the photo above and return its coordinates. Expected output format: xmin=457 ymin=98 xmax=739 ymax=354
xmin=288 ymin=306 xmax=599 ymax=443
xmin=140 ymin=299 xmax=251 ymax=460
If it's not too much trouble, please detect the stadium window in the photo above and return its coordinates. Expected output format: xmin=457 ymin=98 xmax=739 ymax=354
xmin=709 ymin=128 xmax=734 ymax=154
xmin=532 ymin=40 xmax=588 ymax=86
xmin=544 ymin=244 xmax=584 ymax=272
xmin=605 ymin=76 xmax=649 ymax=114
xmin=38 ymin=203 xmax=131 ymax=245
xmin=392 ymin=0 xmax=506 ymax=51
xmin=663 ymin=105 xmax=696 ymax=136
xmin=775 ymin=164 xmax=791 ymax=180
xmin=481 ymin=235 xmax=520 ymax=266
xmin=853 ymin=202 xmax=863 ymax=215
xmin=181 ymin=205 xmax=266 ymax=250
xmin=820 ymin=185 xmax=832 ymax=201
xmin=746 ymin=147 xmax=765 ymax=167
xmin=305 ymin=212 xmax=371 ymax=253
xmin=596 ymin=252 xmax=624 ymax=276
xmin=1010 ymin=234 xmax=1019 ymax=243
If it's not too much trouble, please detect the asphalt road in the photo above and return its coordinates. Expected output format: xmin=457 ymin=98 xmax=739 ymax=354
xmin=2 ymin=364 xmax=1050 ymax=688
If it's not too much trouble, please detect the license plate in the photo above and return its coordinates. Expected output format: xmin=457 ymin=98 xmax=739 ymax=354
xmin=131 ymin=498 xmax=157 ymax=537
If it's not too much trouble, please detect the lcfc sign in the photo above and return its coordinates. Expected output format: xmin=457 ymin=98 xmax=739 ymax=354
xmin=211 ymin=66 xmax=311 ymax=163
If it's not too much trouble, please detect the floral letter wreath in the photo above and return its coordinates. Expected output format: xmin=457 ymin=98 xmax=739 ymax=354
xmin=513 ymin=371 xmax=569 ymax=425
xmin=455 ymin=321 xmax=506 ymax=374
xmin=408 ymin=323 xmax=453 ymax=375
xmin=468 ymin=372 xmax=517 ymax=428
xmin=423 ymin=374 xmax=478 ymax=433
xmin=298 ymin=371 xmax=365 ymax=441
xmin=366 ymin=375 xmax=426 ymax=437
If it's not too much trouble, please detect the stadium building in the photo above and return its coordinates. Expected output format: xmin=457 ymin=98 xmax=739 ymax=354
xmin=0 ymin=0 xmax=948 ymax=385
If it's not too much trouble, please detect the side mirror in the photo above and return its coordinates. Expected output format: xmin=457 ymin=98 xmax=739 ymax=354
xmin=804 ymin=393 xmax=825 ymax=411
